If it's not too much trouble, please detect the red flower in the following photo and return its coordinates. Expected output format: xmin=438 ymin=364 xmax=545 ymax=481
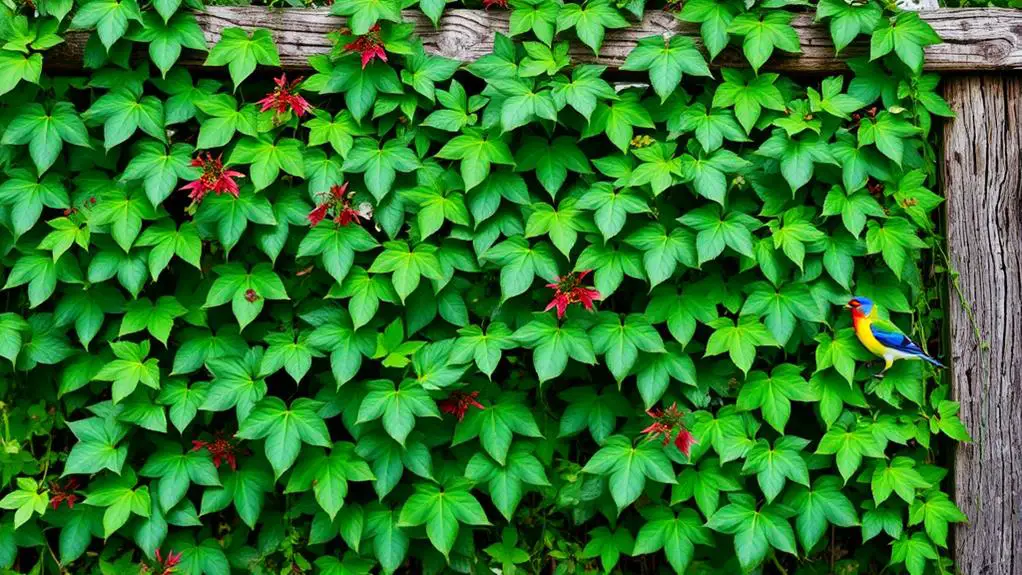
xmin=48 ymin=478 xmax=78 ymax=510
xmin=257 ymin=74 xmax=312 ymax=118
xmin=438 ymin=391 xmax=485 ymax=421
xmin=308 ymin=182 xmax=370 ymax=228
xmin=482 ymin=0 xmax=508 ymax=8
xmin=344 ymin=24 xmax=388 ymax=69
xmin=307 ymin=203 xmax=330 ymax=227
xmin=544 ymin=270 xmax=601 ymax=319
xmin=641 ymin=402 xmax=697 ymax=457
xmin=244 ymin=289 xmax=259 ymax=303
xmin=192 ymin=435 xmax=241 ymax=470
xmin=180 ymin=153 xmax=244 ymax=204
xmin=154 ymin=549 xmax=183 ymax=575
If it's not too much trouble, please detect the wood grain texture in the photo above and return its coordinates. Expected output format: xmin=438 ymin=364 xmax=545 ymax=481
xmin=943 ymin=74 xmax=1022 ymax=575
xmin=46 ymin=7 xmax=1022 ymax=72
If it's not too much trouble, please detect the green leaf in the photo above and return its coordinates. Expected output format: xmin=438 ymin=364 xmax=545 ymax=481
xmin=285 ymin=442 xmax=374 ymax=520
xmin=908 ymin=490 xmax=966 ymax=548
xmin=870 ymin=11 xmax=941 ymax=74
xmin=513 ymin=315 xmax=597 ymax=382
xmin=621 ymin=35 xmax=710 ymax=103
xmin=727 ymin=11 xmax=801 ymax=72
xmin=590 ymin=312 xmax=665 ymax=382
xmin=82 ymin=469 xmax=151 ymax=538
xmin=465 ymin=444 xmax=550 ymax=520
xmin=679 ymin=0 xmax=735 ymax=59
xmin=451 ymin=322 xmax=516 ymax=379
xmin=2 ymin=102 xmax=91 ymax=175
xmin=82 ymin=84 xmax=165 ymax=151
xmin=397 ymin=479 xmax=490 ymax=558
xmin=356 ymin=379 xmax=440 ymax=446
xmin=705 ymin=315 xmax=777 ymax=375
xmin=139 ymin=443 xmax=221 ymax=512
xmin=70 ymin=0 xmax=143 ymax=49
xmin=329 ymin=0 xmax=401 ymax=34
xmin=706 ymin=494 xmax=796 ymax=570
xmin=582 ymin=435 xmax=677 ymax=510
xmin=92 ymin=340 xmax=160 ymax=403
xmin=204 ymin=27 xmax=280 ymax=90
xmin=632 ymin=506 xmax=712 ymax=573
xmin=737 ymin=364 xmax=818 ymax=433
xmin=121 ymin=141 xmax=198 ymax=206
xmin=202 ymin=263 xmax=289 ymax=330
xmin=0 ymin=170 xmax=69 ymax=238
xmin=481 ymin=236 xmax=559 ymax=303
xmin=343 ymin=137 xmax=420 ymax=201
xmin=816 ymin=422 xmax=886 ymax=481
xmin=0 ymin=478 xmax=48 ymax=529
xmin=63 ymin=415 xmax=129 ymax=475
xmin=784 ymin=475 xmax=859 ymax=552
xmin=581 ymin=526 xmax=634 ymax=573
xmin=235 ymin=396 xmax=332 ymax=478
xmin=453 ymin=393 xmax=542 ymax=464
xmin=712 ymin=69 xmax=786 ymax=134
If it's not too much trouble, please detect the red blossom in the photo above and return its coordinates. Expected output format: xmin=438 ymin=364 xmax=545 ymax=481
xmin=143 ymin=548 xmax=183 ymax=575
xmin=307 ymin=203 xmax=330 ymax=227
xmin=641 ymin=402 xmax=696 ymax=457
xmin=48 ymin=478 xmax=79 ymax=510
xmin=192 ymin=435 xmax=242 ymax=470
xmin=244 ymin=289 xmax=259 ymax=303
xmin=544 ymin=270 xmax=601 ymax=319
xmin=482 ymin=0 xmax=508 ymax=8
xmin=438 ymin=391 xmax=485 ymax=421
xmin=257 ymin=74 xmax=312 ymax=118
xmin=344 ymin=24 xmax=388 ymax=69
xmin=308 ymin=182 xmax=371 ymax=228
xmin=180 ymin=153 xmax=244 ymax=205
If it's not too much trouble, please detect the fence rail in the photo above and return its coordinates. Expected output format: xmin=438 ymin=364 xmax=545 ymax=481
xmin=49 ymin=7 xmax=1022 ymax=72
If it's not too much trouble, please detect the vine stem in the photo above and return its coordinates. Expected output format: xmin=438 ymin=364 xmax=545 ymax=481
xmin=39 ymin=430 xmax=55 ymax=486
xmin=770 ymin=552 xmax=789 ymax=575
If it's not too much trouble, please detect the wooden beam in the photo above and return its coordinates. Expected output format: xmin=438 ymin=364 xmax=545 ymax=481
xmin=943 ymin=74 xmax=1022 ymax=575
xmin=47 ymin=7 xmax=1022 ymax=73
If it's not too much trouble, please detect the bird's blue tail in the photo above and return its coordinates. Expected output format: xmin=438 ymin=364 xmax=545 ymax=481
xmin=919 ymin=353 xmax=946 ymax=368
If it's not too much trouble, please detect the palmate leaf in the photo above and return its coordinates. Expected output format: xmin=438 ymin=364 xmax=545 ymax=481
xmin=583 ymin=435 xmax=677 ymax=510
xmin=204 ymin=27 xmax=280 ymax=90
xmin=397 ymin=478 xmax=490 ymax=558
xmin=465 ymin=443 xmax=550 ymax=520
xmin=202 ymin=263 xmax=289 ymax=330
xmin=706 ymin=493 xmax=797 ymax=570
xmin=632 ymin=506 xmax=712 ymax=573
xmin=2 ymin=102 xmax=91 ymax=175
xmin=621 ymin=35 xmax=711 ymax=103
xmin=452 ymin=392 xmax=542 ymax=464
xmin=235 ymin=396 xmax=332 ymax=478
xmin=285 ymin=442 xmax=374 ymax=520
xmin=513 ymin=314 xmax=597 ymax=382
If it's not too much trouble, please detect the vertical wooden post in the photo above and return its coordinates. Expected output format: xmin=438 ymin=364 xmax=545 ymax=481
xmin=943 ymin=74 xmax=1022 ymax=574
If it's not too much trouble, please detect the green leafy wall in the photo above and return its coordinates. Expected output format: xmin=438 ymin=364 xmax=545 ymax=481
xmin=0 ymin=0 xmax=968 ymax=573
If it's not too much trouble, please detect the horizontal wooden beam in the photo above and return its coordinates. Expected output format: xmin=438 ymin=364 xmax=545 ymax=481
xmin=48 ymin=7 xmax=1022 ymax=73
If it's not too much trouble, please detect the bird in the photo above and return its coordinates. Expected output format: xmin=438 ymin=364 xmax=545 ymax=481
xmin=846 ymin=296 xmax=945 ymax=374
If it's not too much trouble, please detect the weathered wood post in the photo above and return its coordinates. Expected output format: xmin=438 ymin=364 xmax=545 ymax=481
xmin=943 ymin=75 xmax=1022 ymax=575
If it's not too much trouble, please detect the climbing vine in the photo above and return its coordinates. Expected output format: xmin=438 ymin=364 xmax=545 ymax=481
xmin=0 ymin=0 xmax=967 ymax=573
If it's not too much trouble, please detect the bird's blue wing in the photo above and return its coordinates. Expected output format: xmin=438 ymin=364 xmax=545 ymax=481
xmin=870 ymin=325 xmax=924 ymax=355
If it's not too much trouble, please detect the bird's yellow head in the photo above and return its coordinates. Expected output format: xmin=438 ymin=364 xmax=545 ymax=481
xmin=846 ymin=296 xmax=874 ymax=317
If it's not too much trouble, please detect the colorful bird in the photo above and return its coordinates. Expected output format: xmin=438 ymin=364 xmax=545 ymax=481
xmin=847 ymin=296 xmax=945 ymax=374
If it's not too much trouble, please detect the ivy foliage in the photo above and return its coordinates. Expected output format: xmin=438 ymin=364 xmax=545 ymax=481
xmin=0 ymin=0 xmax=966 ymax=573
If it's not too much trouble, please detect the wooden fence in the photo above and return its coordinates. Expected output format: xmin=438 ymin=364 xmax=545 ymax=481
xmin=50 ymin=6 xmax=1022 ymax=570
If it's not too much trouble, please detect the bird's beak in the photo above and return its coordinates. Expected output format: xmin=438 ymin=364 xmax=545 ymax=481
xmin=843 ymin=303 xmax=853 ymax=309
